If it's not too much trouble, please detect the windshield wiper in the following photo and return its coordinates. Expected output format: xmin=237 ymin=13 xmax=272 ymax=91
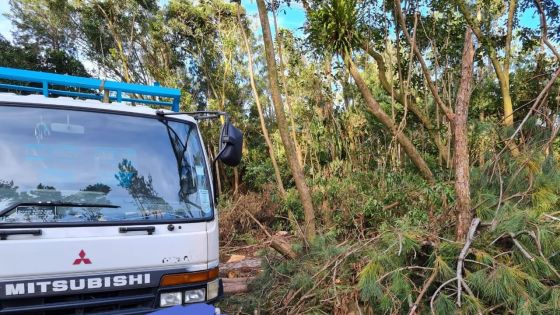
xmin=0 ymin=201 xmax=120 ymax=217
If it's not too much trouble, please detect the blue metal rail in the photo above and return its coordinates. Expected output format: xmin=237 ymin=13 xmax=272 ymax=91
xmin=0 ymin=67 xmax=181 ymax=112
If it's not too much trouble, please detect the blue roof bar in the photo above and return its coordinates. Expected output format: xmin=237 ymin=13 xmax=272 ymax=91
xmin=0 ymin=67 xmax=181 ymax=112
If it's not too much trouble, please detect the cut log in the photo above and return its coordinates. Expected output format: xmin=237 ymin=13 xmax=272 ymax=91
xmin=222 ymin=277 xmax=255 ymax=294
xmin=271 ymin=236 xmax=297 ymax=259
xmin=220 ymin=257 xmax=261 ymax=273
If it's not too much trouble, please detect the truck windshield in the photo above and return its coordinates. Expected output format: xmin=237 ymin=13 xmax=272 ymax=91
xmin=0 ymin=105 xmax=213 ymax=224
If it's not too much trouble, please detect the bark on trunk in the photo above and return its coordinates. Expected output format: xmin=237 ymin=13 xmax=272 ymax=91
xmin=454 ymin=28 xmax=475 ymax=241
xmin=237 ymin=5 xmax=286 ymax=196
xmin=346 ymin=57 xmax=435 ymax=183
xmin=256 ymin=0 xmax=317 ymax=240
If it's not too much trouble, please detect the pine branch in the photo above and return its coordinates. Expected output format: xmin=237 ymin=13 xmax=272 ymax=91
xmin=509 ymin=232 xmax=535 ymax=261
xmin=461 ymin=279 xmax=482 ymax=315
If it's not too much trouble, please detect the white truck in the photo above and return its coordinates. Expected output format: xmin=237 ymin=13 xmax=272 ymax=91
xmin=0 ymin=67 xmax=242 ymax=314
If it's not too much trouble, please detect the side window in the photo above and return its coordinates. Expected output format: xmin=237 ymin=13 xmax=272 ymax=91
xmin=186 ymin=130 xmax=212 ymax=216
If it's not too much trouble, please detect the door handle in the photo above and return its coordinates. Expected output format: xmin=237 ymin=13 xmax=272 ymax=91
xmin=0 ymin=229 xmax=42 ymax=240
xmin=119 ymin=226 xmax=156 ymax=235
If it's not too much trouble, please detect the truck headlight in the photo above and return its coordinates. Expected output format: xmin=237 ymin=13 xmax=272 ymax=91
xmin=184 ymin=288 xmax=205 ymax=303
xmin=160 ymin=292 xmax=182 ymax=307
xmin=207 ymin=279 xmax=220 ymax=300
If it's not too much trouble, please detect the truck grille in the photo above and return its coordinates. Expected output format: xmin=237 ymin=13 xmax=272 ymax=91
xmin=0 ymin=287 xmax=157 ymax=315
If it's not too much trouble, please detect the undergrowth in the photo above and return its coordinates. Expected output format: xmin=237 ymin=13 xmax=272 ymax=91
xmin=222 ymin=146 xmax=560 ymax=314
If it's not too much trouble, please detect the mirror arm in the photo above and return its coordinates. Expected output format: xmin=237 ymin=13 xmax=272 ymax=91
xmin=213 ymin=132 xmax=232 ymax=164
xmin=213 ymin=146 xmax=227 ymax=164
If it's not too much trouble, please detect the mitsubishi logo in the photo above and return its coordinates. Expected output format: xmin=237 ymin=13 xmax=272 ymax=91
xmin=73 ymin=250 xmax=92 ymax=265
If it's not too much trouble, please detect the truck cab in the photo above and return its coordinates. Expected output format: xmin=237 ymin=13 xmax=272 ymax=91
xmin=0 ymin=67 xmax=242 ymax=314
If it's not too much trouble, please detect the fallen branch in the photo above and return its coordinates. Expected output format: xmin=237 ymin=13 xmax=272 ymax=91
xmin=383 ymin=201 xmax=401 ymax=211
xmin=244 ymin=209 xmax=297 ymax=259
xmin=430 ymin=277 xmax=458 ymax=315
xmin=286 ymin=236 xmax=383 ymax=310
xmin=456 ymin=218 xmax=480 ymax=306
xmin=408 ymin=268 xmax=438 ymax=315
xmin=271 ymin=236 xmax=297 ymax=259
xmin=543 ymin=213 xmax=560 ymax=222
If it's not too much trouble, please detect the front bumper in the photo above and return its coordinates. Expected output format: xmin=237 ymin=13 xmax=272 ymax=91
xmin=0 ymin=279 xmax=224 ymax=315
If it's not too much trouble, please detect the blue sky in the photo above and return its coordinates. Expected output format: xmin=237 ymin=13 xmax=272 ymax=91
xmin=0 ymin=0 xmax=12 ymax=40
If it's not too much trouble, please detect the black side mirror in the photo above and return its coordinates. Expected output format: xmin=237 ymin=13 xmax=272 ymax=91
xmin=217 ymin=122 xmax=243 ymax=166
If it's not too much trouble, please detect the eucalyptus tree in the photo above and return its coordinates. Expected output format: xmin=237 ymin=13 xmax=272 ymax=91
xmin=8 ymin=0 xmax=77 ymax=53
xmin=256 ymin=0 xmax=317 ymax=240
xmin=6 ymin=0 xmax=89 ymax=76
xmin=235 ymin=3 xmax=286 ymax=196
xmin=76 ymin=0 xmax=173 ymax=84
xmin=301 ymin=0 xmax=453 ymax=166
xmin=165 ymin=0 xmax=241 ymax=108
xmin=306 ymin=0 xmax=435 ymax=182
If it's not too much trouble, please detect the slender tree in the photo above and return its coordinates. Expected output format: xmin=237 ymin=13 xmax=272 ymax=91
xmin=236 ymin=4 xmax=286 ymax=196
xmin=307 ymin=0 xmax=435 ymax=182
xmin=361 ymin=44 xmax=451 ymax=166
xmin=256 ymin=0 xmax=317 ymax=240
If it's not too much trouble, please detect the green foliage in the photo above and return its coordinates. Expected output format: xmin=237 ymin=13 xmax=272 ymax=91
xmin=0 ymin=36 xmax=88 ymax=76
xmin=306 ymin=0 xmax=364 ymax=56
xmin=244 ymin=151 xmax=560 ymax=314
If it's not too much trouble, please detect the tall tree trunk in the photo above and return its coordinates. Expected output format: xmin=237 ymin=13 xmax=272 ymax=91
xmin=454 ymin=28 xmax=475 ymax=241
xmin=236 ymin=5 xmax=286 ymax=196
xmin=271 ymin=7 xmax=304 ymax=167
xmin=502 ymin=0 xmax=515 ymax=127
xmin=345 ymin=56 xmax=435 ymax=183
xmin=256 ymin=0 xmax=316 ymax=240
